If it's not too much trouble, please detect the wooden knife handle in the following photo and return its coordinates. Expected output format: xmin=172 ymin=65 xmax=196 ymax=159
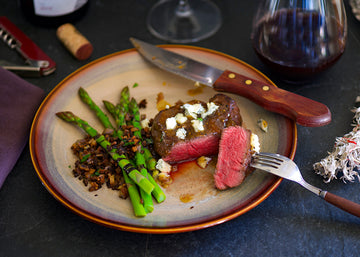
xmin=322 ymin=191 xmax=360 ymax=218
xmin=213 ymin=70 xmax=331 ymax=127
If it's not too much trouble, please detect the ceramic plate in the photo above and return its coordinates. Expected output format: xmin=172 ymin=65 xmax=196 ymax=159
xmin=30 ymin=45 xmax=297 ymax=234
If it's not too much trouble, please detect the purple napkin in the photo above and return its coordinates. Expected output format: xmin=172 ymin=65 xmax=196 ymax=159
xmin=0 ymin=67 xmax=45 ymax=188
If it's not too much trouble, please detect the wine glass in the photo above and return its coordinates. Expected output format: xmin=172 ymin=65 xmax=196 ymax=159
xmin=251 ymin=0 xmax=347 ymax=82
xmin=147 ymin=0 xmax=222 ymax=43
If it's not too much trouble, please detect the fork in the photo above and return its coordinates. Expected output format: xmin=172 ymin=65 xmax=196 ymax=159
xmin=251 ymin=152 xmax=360 ymax=218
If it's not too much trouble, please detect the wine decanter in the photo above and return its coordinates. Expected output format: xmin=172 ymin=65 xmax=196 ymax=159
xmin=251 ymin=0 xmax=347 ymax=81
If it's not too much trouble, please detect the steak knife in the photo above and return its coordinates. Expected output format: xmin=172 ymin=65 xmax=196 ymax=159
xmin=130 ymin=37 xmax=331 ymax=127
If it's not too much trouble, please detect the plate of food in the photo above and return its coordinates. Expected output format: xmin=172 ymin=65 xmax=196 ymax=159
xmin=30 ymin=44 xmax=297 ymax=233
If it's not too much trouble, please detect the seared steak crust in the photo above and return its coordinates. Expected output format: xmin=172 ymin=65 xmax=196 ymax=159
xmin=151 ymin=94 xmax=242 ymax=163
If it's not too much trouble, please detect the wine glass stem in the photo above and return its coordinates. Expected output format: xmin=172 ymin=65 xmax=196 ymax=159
xmin=147 ymin=0 xmax=222 ymax=43
xmin=179 ymin=0 xmax=188 ymax=7
xmin=176 ymin=0 xmax=192 ymax=17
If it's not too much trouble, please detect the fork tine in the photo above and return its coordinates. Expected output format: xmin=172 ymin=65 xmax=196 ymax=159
xmin=251 ymin=153 xmax=286 ymax=171
xmin=252 ymin=159 xmax=280 ymax=169
xmin=252 ymin=153 xmax=283 ymax=166
xmin=253 ymin=155 xmax=283 ymax=164
xmin=256 ymin=152 xmax=287 ymax=162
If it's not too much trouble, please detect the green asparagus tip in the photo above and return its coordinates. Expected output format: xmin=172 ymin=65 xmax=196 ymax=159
xmin=78 ymin=87 xmax=85 ymax=95
xmin=78 ymin=87 xmax=90 ymax=102
xmin=121 ymin=86 xmax=129 ymax=94
xmin=56 ymin=111 xmax=76 ymax=122
xmin=130 ymin=97 xmax=137 ymax=105
xmin=103 ymin=100 xmax=115 ymax=112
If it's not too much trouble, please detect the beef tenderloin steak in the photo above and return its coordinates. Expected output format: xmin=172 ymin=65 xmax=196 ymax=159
xmin=214 ymin=126 xmax=252 ymax=190
xmin=151 ymin=94 xmax=242 ymax=164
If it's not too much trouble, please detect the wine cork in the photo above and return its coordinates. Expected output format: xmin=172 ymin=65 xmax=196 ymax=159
xmin=56 ymin=23 xmax=93 ymax=60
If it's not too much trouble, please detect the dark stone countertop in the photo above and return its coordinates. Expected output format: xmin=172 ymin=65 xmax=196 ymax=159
xmin=1 ymin=0 xmax=359 ymax=256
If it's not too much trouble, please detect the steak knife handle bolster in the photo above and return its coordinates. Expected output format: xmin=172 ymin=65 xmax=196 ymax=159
xmin=213 ymin=70 xmax=331 ymax=127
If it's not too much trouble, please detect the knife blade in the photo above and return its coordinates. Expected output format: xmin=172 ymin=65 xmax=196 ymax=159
xmin=130 ymin=37 xmax=331 ymax=127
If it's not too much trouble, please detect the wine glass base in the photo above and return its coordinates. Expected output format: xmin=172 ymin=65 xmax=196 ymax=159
xmin=147 ymin=0 xmax=222 ymax=43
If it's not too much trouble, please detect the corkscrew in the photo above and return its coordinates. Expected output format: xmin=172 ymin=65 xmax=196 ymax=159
xmin=0 ymin=16 xmax=56 ymax=77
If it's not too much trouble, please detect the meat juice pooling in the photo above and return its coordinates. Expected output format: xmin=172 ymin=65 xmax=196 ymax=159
xmin=251 ymin=0 xmax=347 ymax=81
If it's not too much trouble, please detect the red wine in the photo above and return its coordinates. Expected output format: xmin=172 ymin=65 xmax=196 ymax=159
xmin=252 ymin=9 xmax=346 ymax=80
xmin=19 ymin=0 xmax=89 ymax=27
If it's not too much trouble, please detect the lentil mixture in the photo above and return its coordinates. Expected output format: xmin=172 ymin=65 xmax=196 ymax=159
xmin=70 ymin=115 xmax=155 ymax=198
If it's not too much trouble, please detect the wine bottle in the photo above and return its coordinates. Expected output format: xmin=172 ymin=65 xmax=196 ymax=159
xmin=19 ymin=0 xmax=89 ymax=27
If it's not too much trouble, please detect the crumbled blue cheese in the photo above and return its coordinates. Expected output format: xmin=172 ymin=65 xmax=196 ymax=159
xmin=201 ymin=102 xmax=219 ymax=119
xmin=250 ymin=133 xmax=260 ymax=153
xmin=176 ymin=127 xmax=187 ymax=139
xmin=175 ymin=113 xmax=187 ymax=124
xmin=191 ymin=119 xmax=204 ymax=132
xmin=166 ymin=117 xmax=177 ymax=130
xmin=140 ymin=118 xmax=150 ymax=128
xmin=165 ymin=102 xmax=218 ymax=134
xmin=183 ymin=103 xmax=205 ymax=119
xmin=156 ymin=159 xmax=172 ymax=174
xmin=257 ymin=118 xmax=268 ymax=132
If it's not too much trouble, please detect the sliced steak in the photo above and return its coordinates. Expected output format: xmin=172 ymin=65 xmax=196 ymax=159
xmin=214 ymin=126 xmax=252 ymax=190
xmin=151 ymin=94 xmax=242 ymax=164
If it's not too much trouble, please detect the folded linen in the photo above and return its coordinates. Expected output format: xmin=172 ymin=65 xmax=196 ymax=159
xmin=0 ymin=67 xmax=45 ymax=188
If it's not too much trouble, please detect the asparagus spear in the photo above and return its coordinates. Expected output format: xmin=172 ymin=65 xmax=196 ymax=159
xmin=105 ymin=86 xmax=165 ymax=205
xmin=128 ymin=98 xmax=158 ymax=172
xmin=117 ymin=88 xmax=155 ymax=211
xmin=129 ymin=97 xmax=166 ymax=203
xmin=129 ymin=158 xmax=153 ymax=214
xmin=104 ymin=86 xmax=130 ymax=138
xmin=122 ymin=170 xmax=147 ymax=217
xmin=103 ymin=100 xmax=125 ymax=138
xmin=78 ymin=87 xmax=115 ymax=131
xmin=117 ymin=87 xmax=164 ymax=206
xmin=118 ymin=86 xmax=130 ymax=113
xmin=103 ymin=100 xmax=126 ymax=131
xmin=143 ymin=148 xmax=158 ymax=175
xmin=56 ymin=111 xmax=154 ymax=195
